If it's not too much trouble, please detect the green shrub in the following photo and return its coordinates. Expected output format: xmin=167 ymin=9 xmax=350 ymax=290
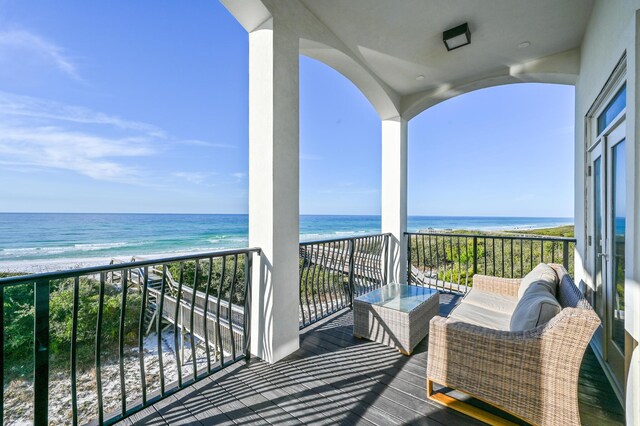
xmin=3 ymin=278 xmax=141 ymax=382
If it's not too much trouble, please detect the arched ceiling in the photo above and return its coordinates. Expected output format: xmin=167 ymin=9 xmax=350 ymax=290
xmin=223 ymin=0 xmax=595 ymax=120
xmin=301 ymin=0 xmax=592 ymax=94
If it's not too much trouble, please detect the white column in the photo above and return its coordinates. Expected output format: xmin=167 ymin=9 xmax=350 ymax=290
xmin=381 ymin=117 xmax=408 ymax=284
xmin=248 ymin=18 xmax=300 ymax=363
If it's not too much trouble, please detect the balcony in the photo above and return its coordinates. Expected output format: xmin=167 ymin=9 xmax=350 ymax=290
xmin=0 ymin=233 xmax=625 ymax=425
xmin=121 ymin=308 xmax=621 ymax=426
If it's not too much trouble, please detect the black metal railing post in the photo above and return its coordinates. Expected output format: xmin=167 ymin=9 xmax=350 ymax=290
xmin=563 ymin=240 xmax=570 ymax=270
xmin=472 ymin=236 xmax=478 ymax=277
xmin=119 ymin=271 xmax=128 ymax=417
xmin=71 ymin=277 xmax=80 ymax=426
xmin=383 ymin=234 xmax=389 ymax=285
xmin=190 ymin=260 xmax=200 ymax=379
xmin=348 ymin=238 xmax=355 ymax=309
xmin=95 ymin=273 xmax=105 ymax=425
xmin=406 ymin=234 xmax=412 ymax=284
xmin=33 ymin=279 xmax=50 ymax=426
xmin=203 ymin=258 xmax=213 ymax=373
xmin=0 ymin=287 xmax=4 ymax=422
xmin=157 ymin=265 xmax=167 ymax=395
xmin=244 ymin=251 xmax=253 ymax=360
xmin=138 ymin=267 xmax=149 ymax=406
xmin=0 ymin=286 xmax=4 ymax=424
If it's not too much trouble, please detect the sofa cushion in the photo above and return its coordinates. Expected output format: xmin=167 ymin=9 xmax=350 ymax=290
xmin=449 ymin=301 xmax=512 ymax=330
xmin=462 ymin=289 xmax=518 ymax=314
xmin=510 ymin=285 xmax=562 ymax=331
xmin=518 ymin=263 xmax=558 ymax=298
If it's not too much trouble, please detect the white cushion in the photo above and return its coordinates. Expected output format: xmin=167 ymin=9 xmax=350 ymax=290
xmin=510 ymin=285 xmax=561 ymax=331
xmin=518 ymin=263 xmax=558 ymax=299
xmin=462 ymin=289 xmax=518 ymax=314
xmin=449 ymin=301 xmax=512 ymax=330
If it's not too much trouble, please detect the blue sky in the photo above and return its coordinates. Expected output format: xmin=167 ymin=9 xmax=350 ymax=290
xmin=0 ymin=1 xmax=574 ymax=218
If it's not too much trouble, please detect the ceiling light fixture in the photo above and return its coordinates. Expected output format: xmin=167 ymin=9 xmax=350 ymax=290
xmin=518 ymin=41 xmax=531 ymax=48
xmin=443 ymin=22 xmax=471 ymax=51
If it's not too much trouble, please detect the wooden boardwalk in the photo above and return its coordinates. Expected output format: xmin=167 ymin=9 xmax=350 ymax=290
xmin=118 ymin=293 xmax=624 ymax=425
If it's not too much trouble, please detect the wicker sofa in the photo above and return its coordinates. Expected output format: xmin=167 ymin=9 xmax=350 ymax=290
xmin=426 ymin=264 xmax=600 ymax=426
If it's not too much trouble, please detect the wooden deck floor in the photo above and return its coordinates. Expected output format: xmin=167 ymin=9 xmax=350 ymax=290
xmin=118 ymin=293 xmax=625 ymax=425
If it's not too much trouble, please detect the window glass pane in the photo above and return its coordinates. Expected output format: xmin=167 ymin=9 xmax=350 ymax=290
xmin=611 ymin=140 xmax=625 ymax=352
xmin=593 ymin=157 xmax=604 ymax=320
xmin=597 ymin=84 xmax=626 ymax=134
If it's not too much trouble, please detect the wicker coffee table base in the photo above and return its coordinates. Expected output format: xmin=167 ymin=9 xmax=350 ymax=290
xmin=353 ymin=291 xmax=439 ymax=355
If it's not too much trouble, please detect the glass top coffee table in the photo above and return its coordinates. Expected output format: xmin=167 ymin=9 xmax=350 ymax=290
xmin=353 ymin=284 xmax=439 ymax=355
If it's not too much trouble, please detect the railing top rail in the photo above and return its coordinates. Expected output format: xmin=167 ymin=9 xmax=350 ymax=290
xmin=0 ymin=247 xmax=262 ymax=287
xmin=300 ymin=232 xmax=391 ymax=246
xmin=405 ymin=231 xmax=576 ymax=242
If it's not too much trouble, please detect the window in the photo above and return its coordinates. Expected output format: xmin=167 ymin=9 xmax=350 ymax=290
xmin=597 ymin=84 xmax=626 ymax=135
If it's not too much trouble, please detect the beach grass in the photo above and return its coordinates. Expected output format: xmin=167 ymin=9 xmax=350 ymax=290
xmin=424 ymin=225 xmax=574 ymax=238
xmin=505 ymin=225 xmax=574 ymax=238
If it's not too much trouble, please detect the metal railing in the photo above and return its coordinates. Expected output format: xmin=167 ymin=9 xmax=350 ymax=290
xmin=0 ymin=248 xmax=259 ymax=426
xmin=298 ymin=234 xmax=390 ymax=328
xmin=406 ymin=232 xmax=576 ymax=293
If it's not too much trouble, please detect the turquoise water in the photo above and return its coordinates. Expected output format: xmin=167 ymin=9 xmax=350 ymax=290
xmin=0 ymin=213 xmax=572 ymax=263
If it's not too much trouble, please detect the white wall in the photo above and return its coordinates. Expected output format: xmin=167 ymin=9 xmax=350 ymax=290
xmin=574 ymin=1 xmax=640 ymax=422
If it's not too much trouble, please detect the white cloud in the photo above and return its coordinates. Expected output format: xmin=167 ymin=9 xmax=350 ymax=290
xmin=0 ymin=30 xmax=80 ymax=80
xmin=231 ymin=172 xmax=247 ymax=180
xmin=172 ymin=172 xmax=215 ymax=184
xmin=0 ymin=124 xmax=152 ymax=184
xmin=0 ymin=92 xmax=163 ymax=184
xmin=180 ymin=139 xmax=236 ymax=149
xmin=0 ymin=91 xmax=236 ymax=186
xmin=0 ymin=91 xmax=165 ymax=136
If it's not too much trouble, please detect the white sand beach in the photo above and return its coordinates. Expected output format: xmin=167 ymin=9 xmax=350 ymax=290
xmin=0 ymin=249 xmax=234 ymax=275
xmin=4 ymin=330 xmax=208 ymax=425
xmin=0 ymin=256 xmax=117 ymax=274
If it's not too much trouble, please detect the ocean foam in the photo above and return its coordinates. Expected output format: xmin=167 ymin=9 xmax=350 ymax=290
xmin=1 ymin=242 xmax=132 ymax=258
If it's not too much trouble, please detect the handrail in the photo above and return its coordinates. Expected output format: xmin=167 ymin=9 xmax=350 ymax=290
xmin=300 ymin=232 xmax=392 ymax=246
xmin=0 ymin=247 xmax=261 ymax=287
xmin=405 ymin=231 xmax=575 ymax=242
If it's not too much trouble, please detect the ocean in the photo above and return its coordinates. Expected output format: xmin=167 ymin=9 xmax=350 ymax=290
xmin=0 ymin=213 xmax=572 ymax=272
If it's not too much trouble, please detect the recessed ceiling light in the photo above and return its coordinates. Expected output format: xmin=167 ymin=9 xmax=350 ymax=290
xmin=518 ymin=41 xmax=531 ymax=48
xmin=416 ymin=75 xmax=425 ymax=81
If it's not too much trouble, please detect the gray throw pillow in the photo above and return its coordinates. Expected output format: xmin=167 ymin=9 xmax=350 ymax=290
xmin=518 ymin=263 xmax=558 ymax=298
xmin=510 ymin=284 xmax=561 ymax=331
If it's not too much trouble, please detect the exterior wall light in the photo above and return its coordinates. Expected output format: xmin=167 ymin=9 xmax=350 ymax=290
xmin=443 ymin=23 xmax=471 ymax=51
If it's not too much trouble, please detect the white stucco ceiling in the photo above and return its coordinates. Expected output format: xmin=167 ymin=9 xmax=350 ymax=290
xmin=223 ymin=0 xmax=595 ymax=119
xmin=300 ymin=0 xmax=594 ymax=96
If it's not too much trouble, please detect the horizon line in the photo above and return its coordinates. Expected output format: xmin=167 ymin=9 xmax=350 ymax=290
xmin=0 ymin=211 xmax=574 ymax=219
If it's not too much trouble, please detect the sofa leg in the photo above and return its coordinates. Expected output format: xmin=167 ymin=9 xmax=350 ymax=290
xmin=426 ymin=378 xmax=518 ymax=426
